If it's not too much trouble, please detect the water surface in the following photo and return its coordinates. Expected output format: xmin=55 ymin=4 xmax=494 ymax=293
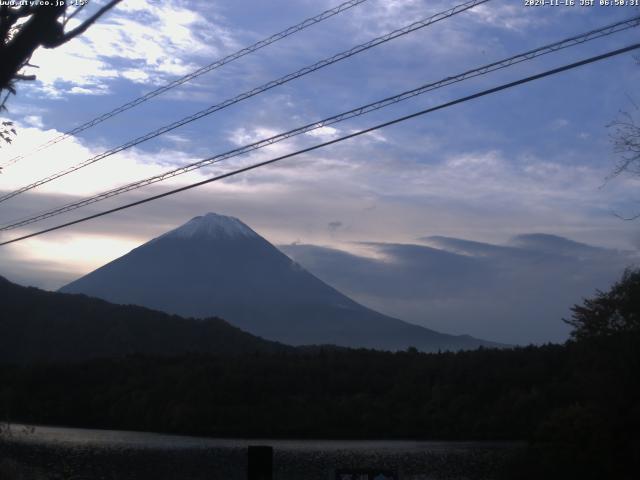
xmin=0 ymin=424 xmax=521 ymax=480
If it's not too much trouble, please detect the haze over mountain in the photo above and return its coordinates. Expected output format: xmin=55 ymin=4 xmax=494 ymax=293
xmin=60 ymin=213 xmax=497 ymax=352
xmin=281 ymin=234 xmax=636 ymax=344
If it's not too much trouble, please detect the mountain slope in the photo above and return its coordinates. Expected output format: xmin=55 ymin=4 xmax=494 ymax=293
xmin=60 ymin=213 xmax=498 ymax=351
xmin=0 ymin=275 xmax=288 ymax=363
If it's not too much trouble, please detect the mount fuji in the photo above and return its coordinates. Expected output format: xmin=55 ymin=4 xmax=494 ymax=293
xmin=60 ymin=213 xmax=497 ymax=351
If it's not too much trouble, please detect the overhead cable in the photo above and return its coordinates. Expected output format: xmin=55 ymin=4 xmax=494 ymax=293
xmin=0 ymin=0 xmax=370 ymax=169
xmin=0 ymin=0 xmax=490 ymax=204
xmin=1 ymin=42 xmax=637 ymax=246
xmin=1 ymin=15 xmax=638 ymax=232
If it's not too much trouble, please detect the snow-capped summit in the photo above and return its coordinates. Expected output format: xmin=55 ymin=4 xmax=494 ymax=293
xmin=60 ymin=213 xmax=498 ymax=352
xmin=162 ymin=213 xmax=256 ymax=240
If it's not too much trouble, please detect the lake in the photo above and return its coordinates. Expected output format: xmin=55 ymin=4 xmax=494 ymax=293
xmin=0 ymin=424 xmax=522 ymax=479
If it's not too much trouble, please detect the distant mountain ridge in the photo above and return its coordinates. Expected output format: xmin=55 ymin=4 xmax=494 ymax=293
xmin=0 ymin=275 xmax=288 ymax=363
xmin=60 ymin=213 xmax=499 ymax=352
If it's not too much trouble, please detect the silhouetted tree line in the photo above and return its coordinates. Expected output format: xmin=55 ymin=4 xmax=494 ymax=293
xmin=1 ymin=270 xmax=639 ymax=478
xmin=0 ymin=276 xmax=289 ymax=363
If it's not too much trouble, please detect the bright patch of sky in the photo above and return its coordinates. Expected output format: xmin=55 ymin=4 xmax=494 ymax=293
xmin=1 ymin=0 xmax=639 ymax=342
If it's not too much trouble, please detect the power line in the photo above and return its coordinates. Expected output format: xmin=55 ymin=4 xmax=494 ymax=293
xmin=1 ymin=15 xmax=637 ymax=232
xmin=0 ymin=0 xmax=490 ymax=205
xmin=2 ymin=42 xmax=637 ymax=247
xmin=0 ymin=0 xmax=370 ymax=169
xmin=2 ymin=16 xmax=638 ymax=231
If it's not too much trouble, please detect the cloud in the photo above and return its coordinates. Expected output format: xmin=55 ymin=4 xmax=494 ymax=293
xmin=281 ymin=235 xmax=638 ymax=345
xmin=1 ymin=140 xmax=638 ymax=347
xmin=305 ymin=126 xmax=340 ymax=140
xmin=0 ymin=122 xmax=203 ymax=198
xmin=550 ymin=118 xmax=570 ymax=130
xmin=3 ymin=118 xmax=638 ymax=278
xmin=24 ymin=0 xmax=238 ymax=97
xmin=229 ymin=126 xmax=281 ymax=146
xmin=23 ymin=115 xmax=44 ymax=129
xmin=468 ymin=3 xmax=550 ymax=31
xmin=328 ymin=220 xmax=343 ymax=232
xmin=1 ymin=0 xmax=639 ymax=349
xmin=344 ymin=0 xmax=427 ymax=38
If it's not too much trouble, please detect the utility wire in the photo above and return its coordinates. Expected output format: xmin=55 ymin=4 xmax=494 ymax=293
xmin=1 ymin=15 xmax=638 ymax=232
xmin=0 ymin=0 xmax=370 ymax=169
xmin=1 ymin=43 xmax=637 ymax=247
xmin=0 ymin=0 xmax=490 ymax=205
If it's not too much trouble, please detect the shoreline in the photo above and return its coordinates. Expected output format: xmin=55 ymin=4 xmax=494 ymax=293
xmin=1 ymin=422 xmax=524 ymax=449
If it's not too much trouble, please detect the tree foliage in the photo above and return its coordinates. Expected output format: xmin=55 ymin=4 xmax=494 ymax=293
xmin=0 ymin=276 xmax=288 ymax=363
xmin=1 ymin=334 xmax=639 ymax=479
xmin=565 ymin=268 xmax=640 ymax=341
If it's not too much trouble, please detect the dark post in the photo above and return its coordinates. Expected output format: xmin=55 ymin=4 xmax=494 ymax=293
xmin=247 ymin=445 xmax=273 ymax=480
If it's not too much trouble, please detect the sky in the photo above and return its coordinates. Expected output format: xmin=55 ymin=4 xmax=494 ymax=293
xmin=0 ymin=0 xmax=639 ymax=344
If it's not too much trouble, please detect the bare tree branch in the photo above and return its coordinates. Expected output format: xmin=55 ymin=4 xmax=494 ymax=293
xmin=0 ymin=1 xmax=123 ymax=149
xmin=608 ymin=84 xmax=640 ymax=219
xmin=13 ymin=74 xmax=35 ymax=81
xmin=608 ymin=100 xmax=640 ymax=180
xmin=63 ymin=3 xmax=88 ymax=28
xmin=47 ymin=0 xmax=122 ymax=48
xmin=0 ymin=90 xmax=11 ymax=110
